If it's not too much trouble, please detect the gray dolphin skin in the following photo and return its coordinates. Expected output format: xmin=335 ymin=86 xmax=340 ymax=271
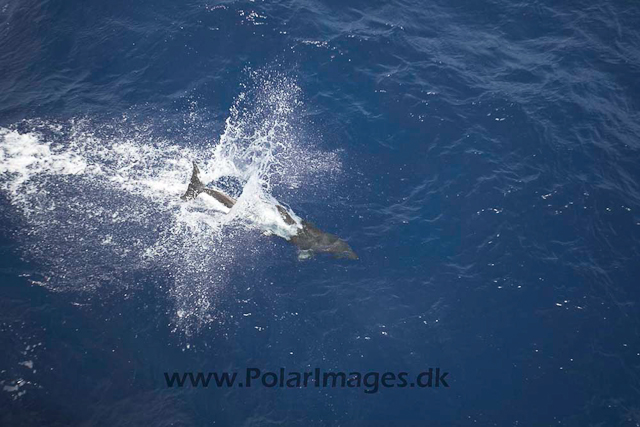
xmin=181 ymin=162 xmax=358 ymax=260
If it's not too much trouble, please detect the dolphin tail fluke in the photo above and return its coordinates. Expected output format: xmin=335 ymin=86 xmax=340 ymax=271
xmin=181 ymin=161 xmax=205 ymax=201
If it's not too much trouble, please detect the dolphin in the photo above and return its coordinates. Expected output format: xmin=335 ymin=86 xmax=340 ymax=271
xmin=181 ymin=162 xmax=358 ymax=260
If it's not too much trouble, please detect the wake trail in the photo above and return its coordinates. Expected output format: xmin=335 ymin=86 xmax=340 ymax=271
xmin=0 ymin=70 xmax=341 ymax=334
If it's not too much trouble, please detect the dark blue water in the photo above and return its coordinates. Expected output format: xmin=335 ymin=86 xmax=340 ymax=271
xmin=2 ymin=0 xmax=640 ymax=425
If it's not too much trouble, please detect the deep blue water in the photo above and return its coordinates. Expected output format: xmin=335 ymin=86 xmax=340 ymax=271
xmin=2 ymin=0 xmax=640 ymax=425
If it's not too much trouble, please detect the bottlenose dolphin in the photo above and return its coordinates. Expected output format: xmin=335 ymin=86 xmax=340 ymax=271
xmin=181 ymin=162 xmax=358 ymax=260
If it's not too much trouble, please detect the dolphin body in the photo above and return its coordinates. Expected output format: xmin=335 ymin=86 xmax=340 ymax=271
xmin=181 ymin=163 xmax=358 ymax=260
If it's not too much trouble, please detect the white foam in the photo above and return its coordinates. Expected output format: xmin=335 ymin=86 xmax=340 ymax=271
xmin=0 ymin=70 xmax=342 ymax=335
xmin=19 ymin=360 xmax=33 ymax=370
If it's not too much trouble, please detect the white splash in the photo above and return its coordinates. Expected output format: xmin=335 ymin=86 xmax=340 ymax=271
xmin=0 ymin=71 xmax=341 ymax=334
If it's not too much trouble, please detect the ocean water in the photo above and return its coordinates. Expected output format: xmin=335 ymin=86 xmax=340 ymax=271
xmin=1 ymin=0 xmax=640 ymax=425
